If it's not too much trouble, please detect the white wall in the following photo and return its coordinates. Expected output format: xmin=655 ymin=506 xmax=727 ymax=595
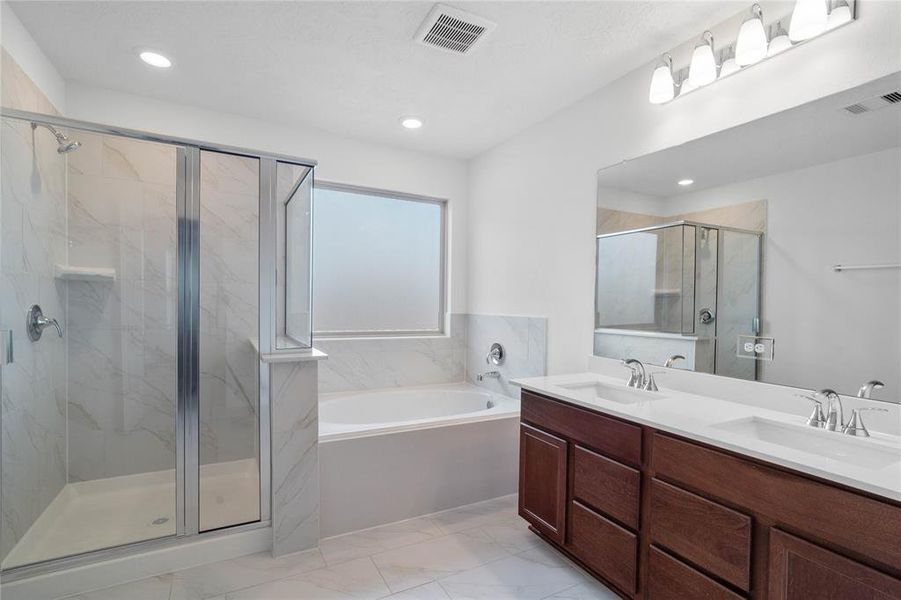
xmin=663 ymin=147 xmax=900 ymax=397
xmin=64 ymin=83 xmax=469 ymax=317
xmin=0 ymin=3 xmax=66 ymax=112
xmin=466 ymin=0 xmax=901 ymax=375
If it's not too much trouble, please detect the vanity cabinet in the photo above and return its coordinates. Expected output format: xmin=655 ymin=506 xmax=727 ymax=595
xmin=518 ymin=390 xmax=901 ymax=599
xmin=518 ymin=423 xmax=567 ymax=543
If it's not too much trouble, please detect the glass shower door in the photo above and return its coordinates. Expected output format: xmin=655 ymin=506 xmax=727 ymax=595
xmin=197 ymin=150 xmax=261 ymax=531
xmin=0 ymin=118 xmax=181 ymax=568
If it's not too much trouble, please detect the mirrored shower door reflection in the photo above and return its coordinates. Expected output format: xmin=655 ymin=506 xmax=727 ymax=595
xmin=0 ymin=117 xmax=181 ymax=568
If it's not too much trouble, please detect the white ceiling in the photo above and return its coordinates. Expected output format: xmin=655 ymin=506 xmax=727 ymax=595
xmin=597 ymin=73 xmax=901 ymax=198
xmin=11 ymin=1 xmax=739 ymax=158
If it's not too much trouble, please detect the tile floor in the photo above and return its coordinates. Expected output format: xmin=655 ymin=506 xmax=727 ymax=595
xmin=61 ymin=495 xmax=618 ymax=600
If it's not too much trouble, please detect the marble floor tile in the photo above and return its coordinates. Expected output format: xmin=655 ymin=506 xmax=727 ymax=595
xmin=61 ymin=574 xmax=173 ymax=600
xmin=429 ymin=497 xmax=520 ymax=535
xmin=371 ymin=530 xmax=510 ymax=593
xmin=543 ymin=578 xmax=621 ymax=600
xmin=225 ymin=557 xmax=390 ymax=600
xmin=50 ymin=495 xmax=616 ymax=600
xmin=385 ymin=581 xmax=451 ymax=600
xmin=169 ymin=549 xmax=324 ymax=599
xmin=320 ymin=517 xmax=446 ymax=566
xmin=436 ymin=547 xmax=586 ymax=600
xmin=476 ymin=520 xmax=547 ymax=554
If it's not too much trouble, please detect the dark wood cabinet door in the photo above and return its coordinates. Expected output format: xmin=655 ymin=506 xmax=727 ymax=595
xmin=518 ymin=423 xmax=567 ymax=544
xmin=769 ymin=529 xmax=901 ymax=600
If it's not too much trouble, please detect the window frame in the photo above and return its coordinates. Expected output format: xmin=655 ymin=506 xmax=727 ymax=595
xmin=312 ymin=181 xmax=448 ymax=339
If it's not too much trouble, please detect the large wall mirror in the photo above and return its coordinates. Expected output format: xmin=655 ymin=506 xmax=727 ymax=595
xmin=595 ymin=72 xmax=900 ymax=403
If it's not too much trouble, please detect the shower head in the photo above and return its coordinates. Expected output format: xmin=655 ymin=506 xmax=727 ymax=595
xmin=31 ymin=122 xmax=81 ymax=154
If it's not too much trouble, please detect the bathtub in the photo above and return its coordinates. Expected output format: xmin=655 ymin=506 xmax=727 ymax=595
xmin=319 ymin=383 xmax=520 ymax=536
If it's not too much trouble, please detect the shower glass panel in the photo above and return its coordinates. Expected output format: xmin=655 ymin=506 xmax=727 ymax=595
xmin=595 ymin=224 xmax=688 ymax=334
xmin=0 ymin=118 xmax=179 ymax=568
xmin=714 ymin=230 xmax=762 ymax=381
xmin=275 ymin=161 xmax=313 ymax=349
xmin=198 ymin=150 xmax=261 ymax=531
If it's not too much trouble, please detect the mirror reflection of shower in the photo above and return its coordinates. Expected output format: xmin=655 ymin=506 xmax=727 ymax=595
xmin=31 ymin=121 xmax=81 ymax=153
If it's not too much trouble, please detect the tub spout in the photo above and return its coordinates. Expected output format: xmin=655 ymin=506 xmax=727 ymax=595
xmin=477 ymin=370 xmax=501 ymax=382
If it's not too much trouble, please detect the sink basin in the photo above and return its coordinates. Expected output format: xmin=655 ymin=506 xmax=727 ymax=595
xmin=713 ymin=417 xmax=901 ymax=469
xmin=558 ymin=381 xmax=664 ymax=405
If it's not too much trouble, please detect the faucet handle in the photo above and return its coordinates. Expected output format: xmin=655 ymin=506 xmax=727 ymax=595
xmin=842 ymin=407 xmax=888 ymax=438
xmin=794 ymin=394 xmax=826 ymax=428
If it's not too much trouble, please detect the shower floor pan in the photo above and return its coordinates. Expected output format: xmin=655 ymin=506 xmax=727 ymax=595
xmin=2 ymin=458 xmax=259 ymax=570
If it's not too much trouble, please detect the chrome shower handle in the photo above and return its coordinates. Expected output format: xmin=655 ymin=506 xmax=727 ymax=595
xmin=27 ymin=305 xmax=63 ymax=341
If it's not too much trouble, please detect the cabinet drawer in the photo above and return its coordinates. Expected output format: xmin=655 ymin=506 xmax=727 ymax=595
xmin=647 ymin=546 xmax=744 ymax=600
xmin=573 ymin=445 xmax=640 ymax=530
xmin=568 ymin=500 xmax=638 ymax=596
xmin=649 ymin=478 xmax=752 ymax=591
xmin=521 ymin=391 xmax=642 ymax=466
xmin=651 ymin=433 xmax=901 ymax=573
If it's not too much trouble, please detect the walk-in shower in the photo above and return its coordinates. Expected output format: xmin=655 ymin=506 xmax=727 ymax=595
xmin=594 ymin=221 xmax=762 ymax=380
xmin=0 ymin=109 xmax=315 ymax=575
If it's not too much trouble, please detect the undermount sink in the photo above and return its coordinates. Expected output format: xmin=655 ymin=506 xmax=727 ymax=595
xmin=557 ymin=381 xmax=665 ymax=405
xmin=713 ymin=416 xmax=901 ymax=469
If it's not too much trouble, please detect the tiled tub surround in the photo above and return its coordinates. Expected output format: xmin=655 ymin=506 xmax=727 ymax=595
xmin=464 ymin=314 xmax=547 ymax=398
xmin=314 ymin=314 xmax=466 ymax=393
xmin=316 ymin=313 xmax=547 ymax=395
xmin=45 ymin=495 xmax=618 ymax=600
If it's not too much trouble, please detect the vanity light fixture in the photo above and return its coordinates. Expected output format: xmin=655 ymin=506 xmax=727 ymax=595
xmin=735 ymin=4 xmax=768 ymax=66
xmin=647 ymin=0 xmax=854 ymax=105
xmin=719 ymin=46 xmax=741 ymax=79
xmin=688 ymin=31 xmax=717 ymax=87
xmin=789 ymin=0 xmax=828 ymax=41
xmin=138 ymin=50 xmax=172 ymax=69
xmin=677 ymin=179 xmax=695 ymax=186
xmin=400 ymin=116 xmax=424 ymax=129
xmin=767 ymin=21 xmax=792 ymax=56
xmin=648 ymin=54 xmax=676 ymax=104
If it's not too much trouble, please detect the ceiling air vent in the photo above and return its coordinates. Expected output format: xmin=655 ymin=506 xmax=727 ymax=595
xmin=842 ymin=89 xmax=901 ymax=115
xmin=414 ymin=4 xmax=496 ymax=55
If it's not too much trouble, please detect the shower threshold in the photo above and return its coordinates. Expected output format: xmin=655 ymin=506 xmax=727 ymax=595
xmin=2 ymin=458 xmax=259 ymax=570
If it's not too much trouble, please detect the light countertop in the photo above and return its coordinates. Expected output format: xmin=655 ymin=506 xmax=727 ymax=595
xmin=513 ymin=372 xmax=901 ymax=502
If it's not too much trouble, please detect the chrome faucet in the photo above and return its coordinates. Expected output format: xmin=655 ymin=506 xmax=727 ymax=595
xmin=858 ymin=380 xmax=885 ymax=399
xmin=477 ymin=370 xmax=500 ymax=382
xmin=622 ymin=359 xmax=646 ymax=389
xmin=816 ymin=389 xmax=844 ymax=432
xmin=664 ymin=354 xmax=685 ymax=368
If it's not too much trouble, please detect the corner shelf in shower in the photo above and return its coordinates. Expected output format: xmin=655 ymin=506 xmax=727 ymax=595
xmin=54 ymin=264 xmax=117 ymax=282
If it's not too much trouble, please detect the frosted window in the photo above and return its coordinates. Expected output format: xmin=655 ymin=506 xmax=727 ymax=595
xmin=313 ymin=186 xmax=444 ymax=335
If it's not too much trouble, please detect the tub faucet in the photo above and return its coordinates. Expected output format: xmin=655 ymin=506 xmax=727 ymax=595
xmin=478 ymin=370 xmax=501 ymax=382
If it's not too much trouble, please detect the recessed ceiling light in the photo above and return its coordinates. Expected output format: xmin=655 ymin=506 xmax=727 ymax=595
xmin=400 ymin=116 xmax=423 ymax=130
xmin=678 ymin=179 xmax=695 ymax=186
xmin=139 ymin=51 xmax=172 ymax=69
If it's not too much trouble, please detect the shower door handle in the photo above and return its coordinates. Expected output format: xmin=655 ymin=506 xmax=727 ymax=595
xmin=0 ymin=330 xmax=12 ymax=365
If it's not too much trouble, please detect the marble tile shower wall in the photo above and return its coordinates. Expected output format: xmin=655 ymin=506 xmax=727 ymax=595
xmin=0 ymin=51 xmax=68 ymax=561
xmin=316 ymin=314 xmax=547 ymax=396
xmin=64 ymin=132 xmax=180 ymax=481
